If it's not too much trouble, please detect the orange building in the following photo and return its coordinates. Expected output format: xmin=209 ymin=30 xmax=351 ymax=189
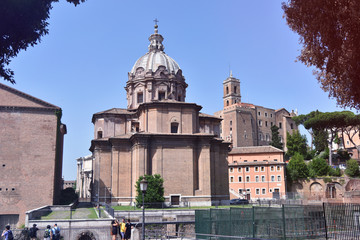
xmin=228 ymin=146 xmax=286 ymax=200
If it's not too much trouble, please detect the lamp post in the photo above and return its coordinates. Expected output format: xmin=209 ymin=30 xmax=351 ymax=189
xmin=140 ymin=178 xmax=148 ymax=240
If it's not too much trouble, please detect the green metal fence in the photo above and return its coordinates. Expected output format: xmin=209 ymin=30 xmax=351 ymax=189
xmin=324 ymin=203 xmax=360 ymax=240
xmin=195 ymin=205 xmax=327 ymax=240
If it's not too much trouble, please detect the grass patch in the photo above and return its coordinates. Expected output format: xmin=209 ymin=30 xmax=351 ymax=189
xmin=112 ymin=205 xmax=253 ymax=211
xmin=41 ymin=211 xmax=57 ymax=220
xmin=87 ymin=208 xmax=98 ymax=219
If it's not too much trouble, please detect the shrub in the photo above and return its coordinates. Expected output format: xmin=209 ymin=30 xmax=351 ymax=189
xmin=345 ymin=159 xmax=360 ymax=177
xmin=308 ymin=157 xmax=330 ymax=177
xmin=135 ymin=174 xmax=165 ymax=208
xmin=287 ymin=152 xmax=309 ymax=181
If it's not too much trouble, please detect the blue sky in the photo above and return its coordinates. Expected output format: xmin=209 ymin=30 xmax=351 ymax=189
xmin=4 ymin=0 xmax=350 ymax=180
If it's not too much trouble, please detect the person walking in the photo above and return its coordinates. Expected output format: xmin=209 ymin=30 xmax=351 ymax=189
xmin=111 ymin=219 xmax=119 ymax=240
xmin=51 ymin=224 xmax=61 ymax=240
xmin=1 ymin=225 xmax=13 ymax=240
xmin=44 ymin=225 xmax=51 ymax=240
xmin=29 ymin=224 xmax=39 ymax=240
xmin=124 ymin=219 xmax=132 ymax=240
xmin=119 ymin=219 xmax=126 ymax=240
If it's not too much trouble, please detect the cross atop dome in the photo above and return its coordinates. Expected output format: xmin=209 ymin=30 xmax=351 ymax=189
xmin=148 ymin=19 xmax=164 ymax=52
xmin=154 ymin=18 xmax=159 ymax=33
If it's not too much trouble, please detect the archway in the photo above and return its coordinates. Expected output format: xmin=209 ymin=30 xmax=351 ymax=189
xmin=76 ymin=231 xmax=96 ymax=240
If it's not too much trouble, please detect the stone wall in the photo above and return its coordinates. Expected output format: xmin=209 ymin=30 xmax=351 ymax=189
xmin=289 ymin=177 xmax=360 ymax=204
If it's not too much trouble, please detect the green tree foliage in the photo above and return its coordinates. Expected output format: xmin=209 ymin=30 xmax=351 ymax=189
xmin=135 ymin=174 xmax=165 ymax=208
xmin=270 ymin=125 xmax=283 ymax=149
xmin=286 ymin=130 xmax=307 ymax=157
xmin=313 ymin=129 xmax=328 ymax=153
xmin=303 ymin=111 xmax=357 ymax=165
xmin=0 ymin=0 xmax=85 ymax=83
xmin=287 ymin=152 xmax=309 ymax=181
xmin=308 ymin=157 xmax=330 ymax=178
xmin=337 ymin=149 xmax=351 ymax=162
xmin=282 ymin=0 xmax=360 ymax=110
xmin=345 ymin=159 xmax=360 ymax=177
xmin=329 ymin=167 xmax=342 ymax=177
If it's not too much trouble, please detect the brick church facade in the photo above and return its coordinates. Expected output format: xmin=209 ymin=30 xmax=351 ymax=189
xmin=0 ymin=83 xmax=66 ymax=227
xmin=90 ymin=25 xmax=230 ymax=206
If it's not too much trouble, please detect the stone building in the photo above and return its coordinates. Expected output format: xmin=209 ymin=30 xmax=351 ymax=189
xmin=0 ymin=83 xmax=66 ymax=227
xmin=90 ymin=25 xmax=230 ymax=206
xmin=228 ymin=146 xmax=286 ymax=200
xmin=214 ymin=74 xmax=297 ymax=149
xmin=76 ymin=155 xmax=93 ymax=200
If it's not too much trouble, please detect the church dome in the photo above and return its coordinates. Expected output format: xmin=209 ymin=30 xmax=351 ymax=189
xmin=130 ymin=51 xmax=180 ymax=75
xmin=130 ymin=24 xmax=181 ymax=75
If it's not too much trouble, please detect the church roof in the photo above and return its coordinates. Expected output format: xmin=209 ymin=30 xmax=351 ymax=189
xmin=130 ymin=24 xmax=181 ymax=75
xmin=93 ymin=108 xmax=134 ymax=115
xmin=199 ymin=112 xmax=222 ymax=120
xmin=0 ymin=82 xmax=60 ymax=111
xmin=92 ymin=108 xmax=136 ymax=123
xmin=229 ymin=146 xmax=284 ymax=154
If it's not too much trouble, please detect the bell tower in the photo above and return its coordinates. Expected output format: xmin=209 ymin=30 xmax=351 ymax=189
xmin=223 ymin=71 xmax=241 ymax=107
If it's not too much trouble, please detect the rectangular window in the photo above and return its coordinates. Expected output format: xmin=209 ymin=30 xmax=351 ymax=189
xmin=256 ymin=188 xmax=260 ymax=195
xmin=246 ymin=176 xmax=250 ymax=182
xmin=171 ymin=122 xmax=179 ymax=133
xmin=246 ymin=167 xmax=250 ymax=172
xmin=137 ymin=92 xmax=143 ymax=104
xmin=230 ymin=120 xmax=232 ymax=126
xmin=271 ymin=176 xmax=275 ymax=182
xmin=262 ymin=188 xmax=266 ymax=195
xmin=261 ymin=176 xmax=265 ymax=182
xmin=277 ymin=166 xmax=281 ymax=171
xmin=261 ymin=166 xmax=265 ymax=172
xmin=229 ymin=167 xmax=233 ymax=173
xmin=238 ymin=167 xmax=241 ymax=172
xmin=259 ymin=120 xmax=262 ymax=126
xmin=271 ymin=122 xmax=273 ymax=126
xmin=265 ymin=112 xmax=268 ymax=117
xmin=255 ymin=176 xmax=259 ymax=182
xmin=159 ymin=91 xmax=166 ymax=100
xmin=258 ymin=112 xmax=261 ymax=116
xmin=255 ymin=166 xmax=259 ymax=172
xmin=265 ymin=121 xmax=268 ymax=127
xmin=277 ymin=175 xmax=281 ymax=182
xmin=230 ymin=176 xmax=234 ymax=182
xmin=271 ymin=113 xmax=273 ymax=118
xmin=291 ymin=123 xmax=294 ymax=129
xmin=274 ymin=159 xmax=278 ymax=162
xmin=270 ymin=166 xmax=274 ymax=171
xmin=279 ymin=122 xmax=282 ymax=129
xmin=238 ymin=189 xmax=243 ymax=194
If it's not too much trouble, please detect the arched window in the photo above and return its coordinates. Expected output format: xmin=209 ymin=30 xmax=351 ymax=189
xmin=226 ymin=100 xmax=229 ymax=106
xmin=226 ymin=86 xmax=229 ymax=94
xmin=234 ymin=86 xmax=237 ymax=93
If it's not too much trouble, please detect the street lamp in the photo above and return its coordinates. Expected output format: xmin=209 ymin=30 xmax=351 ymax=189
xmin=140 ymin=178 xmax=148 ymax=240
